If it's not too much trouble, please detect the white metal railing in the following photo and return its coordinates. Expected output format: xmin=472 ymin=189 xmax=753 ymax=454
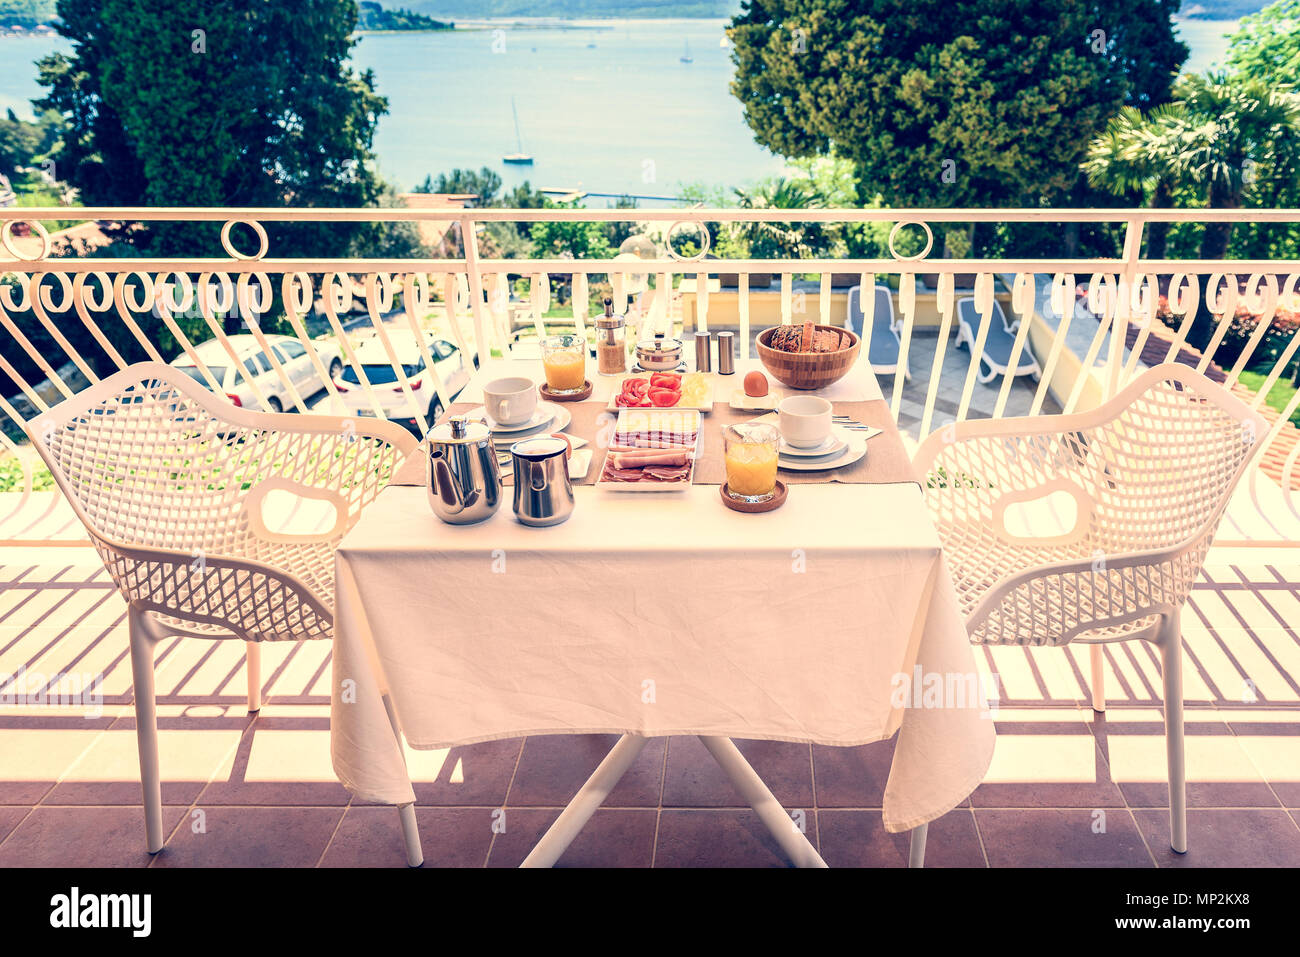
xmin=3 ymin=206 xmax=1300 ymax=544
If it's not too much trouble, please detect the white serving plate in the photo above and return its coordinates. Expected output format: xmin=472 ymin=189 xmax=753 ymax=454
xmin=606 ymin=372 xmax=715 ymax=413
xmin=596 ymin=408 xmax=701 ymax=492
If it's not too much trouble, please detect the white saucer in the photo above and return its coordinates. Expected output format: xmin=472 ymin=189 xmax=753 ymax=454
xmin=568 ymin=448 xmax=593 ymax=480
xmin=471 ymin=401 xmax=571 ymax=435
xmin=780 ymin=428 xmax=849 ymax=458
xmin=778 ymin=433 xmax=867 ymax=471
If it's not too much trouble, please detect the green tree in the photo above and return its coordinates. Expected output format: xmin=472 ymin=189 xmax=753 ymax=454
xmin=36 ymin=0 xmax=388 ymax=257
xmin=1224 ymin=1 xmax=1300 ymax=260
xmin=529 ymin=200 xmax=611 ymax=305
xmin=529 ymin=201 xmax=612 ymax=259
xmin=0 ymin=108 xmax=60 ymax=177
xmin=1227 ymin=0 xmax=1300 ymax=79
xmin=500 ymin=181 xmax=546 ymax=209
xmin=733 ymin=177 xmax=829 ymax=258
xmin=414 ymin=166 xmax=503 ymax=206
xmin=727 ymin=0 xmax=1187 ymax=213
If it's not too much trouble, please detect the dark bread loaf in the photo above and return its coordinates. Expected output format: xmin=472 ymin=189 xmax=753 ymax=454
xmin=766 ymin=325 xmax=849 ymax=353
xmin=767 ymin=326 xmax=803 ymax=352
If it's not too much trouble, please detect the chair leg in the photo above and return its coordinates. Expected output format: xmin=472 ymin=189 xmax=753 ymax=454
xmin=1160 ymin=610 xmax=1187 ymax=854
xmin=908 ymin=822 xmax=928 ymax=868
xmin=128 ymin=606 xmax=165 ymax=854
xmin=245 ymin=641 xmax=262 ymax=713
xmin=1089 ymin=644 xmax=1106 ymax=713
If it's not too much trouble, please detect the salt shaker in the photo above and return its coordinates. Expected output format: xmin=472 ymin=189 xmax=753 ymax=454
xmin=694 ymin=331 xmax=712 ymax=372
xmin=716 ymin=331 xmax=736 ymax=374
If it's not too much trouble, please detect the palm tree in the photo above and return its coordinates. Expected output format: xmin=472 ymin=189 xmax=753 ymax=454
xmin=732 ymin=177 xmax=829 ymax=259
xmin=1082 ymin=106 xmax=1179 ymax=258
xmin=1083 ymin=74 xmax=1300 ymax=260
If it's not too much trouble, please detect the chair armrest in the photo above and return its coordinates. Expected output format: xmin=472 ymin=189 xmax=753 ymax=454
xmin=915 ymin=417 xmax=1101 ymax=549
xmin=88 ymin=533 xmax=333 ymax=642
xmin=223 ymin=409 xmax=419 ymax=543
xmin=964 ymin=535 xmax=1208 ymax=646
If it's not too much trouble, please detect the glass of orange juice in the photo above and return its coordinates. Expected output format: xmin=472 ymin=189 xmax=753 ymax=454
xmin=541 ymin=334 xmax=587 ymax=394
xmin=723 ymin=423 xmax=780 ymax=503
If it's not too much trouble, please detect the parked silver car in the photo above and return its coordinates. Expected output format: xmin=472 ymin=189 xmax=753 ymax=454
xmin=169 ymin=334 xmax=343 ymax=412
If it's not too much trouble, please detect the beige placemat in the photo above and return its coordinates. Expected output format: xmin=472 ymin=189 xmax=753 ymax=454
xmin=392 ymin=398 xmax=918 ymax=487
xmin=697 ymin=400 xmax=919 ymax=486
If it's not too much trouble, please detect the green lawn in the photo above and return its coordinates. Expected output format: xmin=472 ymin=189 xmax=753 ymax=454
xmin=0 ymin=456 xmax=53 ymax=493
xmin=1238 ymin=370 xmax=1300 ymax=427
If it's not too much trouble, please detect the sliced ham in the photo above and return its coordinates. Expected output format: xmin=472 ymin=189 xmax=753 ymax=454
xmin=608 ymin=449 xmax=689 ymax=470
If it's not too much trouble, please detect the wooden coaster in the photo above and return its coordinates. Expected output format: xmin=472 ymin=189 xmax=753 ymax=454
xmin=719 ymin=480 xmax=788 ymax=513
xmin=540 ymin=380 xmax=593 ymax=402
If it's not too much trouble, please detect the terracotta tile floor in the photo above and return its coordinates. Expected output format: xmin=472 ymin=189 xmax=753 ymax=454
xmin=1 ymin=546 xmax=1297 ymax=867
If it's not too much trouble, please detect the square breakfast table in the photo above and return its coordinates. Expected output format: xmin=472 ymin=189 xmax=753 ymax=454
xmin=329 ymin=356 xmax=995 ymax=867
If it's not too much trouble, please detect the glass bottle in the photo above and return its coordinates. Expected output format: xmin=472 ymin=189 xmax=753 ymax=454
xmin=595 ymin=297 xmax=627 ymax=376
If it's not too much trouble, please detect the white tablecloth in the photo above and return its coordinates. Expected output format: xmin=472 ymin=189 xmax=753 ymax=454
xmin=330 ymin=477 xmax=995 ymax=833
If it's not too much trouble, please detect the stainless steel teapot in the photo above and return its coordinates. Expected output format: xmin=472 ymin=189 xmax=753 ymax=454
xmin=426 ymin=416 xmax=502 ymax=525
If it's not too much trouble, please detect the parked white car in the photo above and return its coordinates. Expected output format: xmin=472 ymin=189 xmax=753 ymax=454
xmin=331 ymin=331 xmax=470 ymax=434
xmin=169 ymin=334 xmax=343 ymax=412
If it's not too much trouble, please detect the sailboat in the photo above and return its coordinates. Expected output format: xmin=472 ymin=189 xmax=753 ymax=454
xmin=502 ymin=97 xmax=533 ymax=165
xmin=680 ymin=40 xmax=693 ymax=64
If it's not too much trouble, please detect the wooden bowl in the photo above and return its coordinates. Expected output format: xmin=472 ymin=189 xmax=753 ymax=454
xmin=755 ymin=325 xmax=861 ymax=390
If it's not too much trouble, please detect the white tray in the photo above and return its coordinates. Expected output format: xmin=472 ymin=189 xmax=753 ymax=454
xmin=596 ymin=408 xmax=701 ymax=492
xmin=606 ymin=372 xmax=715 ymax=412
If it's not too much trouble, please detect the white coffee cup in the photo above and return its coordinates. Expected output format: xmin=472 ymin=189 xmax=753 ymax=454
xmin=777 ymin=395 xmax=833 ymax=448
xmin=483 ymin=377 xmax=538 ymax=426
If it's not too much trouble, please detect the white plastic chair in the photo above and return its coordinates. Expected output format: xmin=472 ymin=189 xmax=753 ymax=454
xmin=27 ymin=362 xmax=420 ymax=858
xmin=913 ymin=362 xmax=1268 ymax=859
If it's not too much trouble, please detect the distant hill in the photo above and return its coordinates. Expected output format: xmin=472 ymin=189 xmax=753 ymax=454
xmin=408 ymin=0 xmax=1270 ymax=20
xmin=0 ymin=1 xmax=457 ymax=31
xmin=0 ymin=0 xmax=55 ymax=27
xmin=408 ymin=0 xmax=739 ymax=17
xmin=358 ymin=1 xmax=453 ymax=31
xmin=0 ymin=0 xmax=1270 ymax=29
xmin=1181 ymin=1 xmax=1267 ymax=17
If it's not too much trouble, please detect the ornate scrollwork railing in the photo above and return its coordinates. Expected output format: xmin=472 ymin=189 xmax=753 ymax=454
xmin=2 ymin=206 xmax=1299 ymax=543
